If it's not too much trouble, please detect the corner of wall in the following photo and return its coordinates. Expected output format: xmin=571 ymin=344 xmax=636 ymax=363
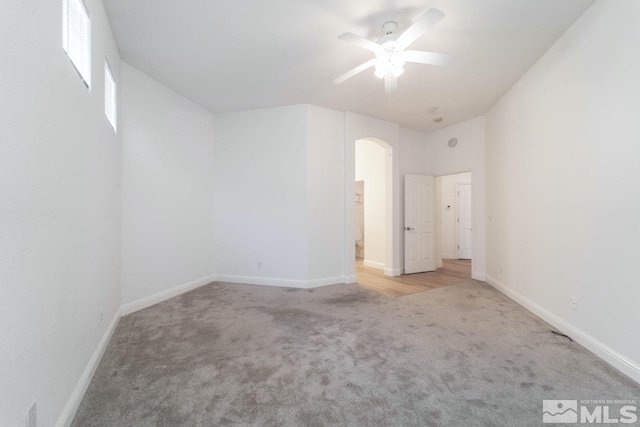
xmin=55 ymin=309 xmax=121 ymax=427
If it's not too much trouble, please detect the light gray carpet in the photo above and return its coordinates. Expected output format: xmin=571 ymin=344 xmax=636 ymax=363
xmin=72 ymin=281 xmax=639 ymax=426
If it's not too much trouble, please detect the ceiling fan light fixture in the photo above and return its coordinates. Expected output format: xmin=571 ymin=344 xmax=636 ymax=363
xmin=334 ymin=8 xmax=450 ymax=93
xmin=393 ymin=66 xmax=405 ymax=78
xmin=374 ymin=55 xmax=406 ymax=79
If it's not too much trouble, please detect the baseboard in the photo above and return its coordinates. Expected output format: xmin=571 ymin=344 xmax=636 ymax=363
xmin=485 ymin=275 xmax=640 ymax=384
xmin=215 ymin=274 xmax=346 ymax=289
xmin=472 ymin=271 xmax=486 ymax=281
xmin=121 ymin=274 xmax=216 ymax=316
xmin=384 ymin=267 xmax=402 ymax=276
xmin=363 ymin=259 xmax=385 ymax=270
xmin=56 ymin=309 xmax=121 ymax=427
xmin=437 ymin=260 xmax=443 ymax=268
xmin=345 ymin=274 xmax=357 ymax=284
xmin=307 ymin=276 xmax=347 ymax=287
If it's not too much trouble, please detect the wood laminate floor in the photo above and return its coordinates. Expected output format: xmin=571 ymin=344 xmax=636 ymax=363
xmin=356 ymin=258 xmax=472 ymax=297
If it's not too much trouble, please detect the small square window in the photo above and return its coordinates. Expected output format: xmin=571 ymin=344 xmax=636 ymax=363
xmin=63 ymin=0 xmax=91 ymax=88
xmin=104 ymin=61 xmax=117 ymax=132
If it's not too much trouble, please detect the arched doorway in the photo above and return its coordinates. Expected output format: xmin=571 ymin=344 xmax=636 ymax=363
xmin=346 ymin=137 xmax=395 ymax=280
xmin=354 ymin=139 xmax=389 ymax=272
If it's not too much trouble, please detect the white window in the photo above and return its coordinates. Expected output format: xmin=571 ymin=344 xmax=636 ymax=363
xmin=104 ymin=61 xmax=117 ymax=131
xmin=63 ymin=0 xmax=91 ymax=88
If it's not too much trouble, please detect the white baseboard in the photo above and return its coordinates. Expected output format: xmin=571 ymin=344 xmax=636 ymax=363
xmin=384 ymin=267 xmax=402 ymax=276
xmin=437 ymin=260 xmax=443 ymax=268
xmin=56 ymin=309 xmax=121 ymax=427
xmin=307 ymin=276 xmax=347 ymax=287
xmin=215 ymin=274 xmax=346 ymax=289
xmin=121 ymin=274 xmax=216 ymax=316
xmin=472 ymin=271 xmax=486 ymax=281
xmin=486 ymin=275 xmax=640 ymax=384
xmin=345 ymin=274 xmax=357 ymax=284
xmin=363 ymin=259 xmax=385 ymax=270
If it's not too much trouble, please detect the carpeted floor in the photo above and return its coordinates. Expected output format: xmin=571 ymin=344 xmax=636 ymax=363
xmin=72 ymin=280 xmax=639 ymax=426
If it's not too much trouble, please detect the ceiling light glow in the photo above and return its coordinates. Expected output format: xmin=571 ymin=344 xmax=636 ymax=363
xmin=374 ymin=42 xmax=406 ymax=79
xmin=374 ymin=54 xmax=406 ymax=79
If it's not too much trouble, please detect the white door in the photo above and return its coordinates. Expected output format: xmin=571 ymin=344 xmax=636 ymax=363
xmin=404 ymin=175 xmax=436 ymax=274
xmin=457 ymin=184 xmax=472 ymax=259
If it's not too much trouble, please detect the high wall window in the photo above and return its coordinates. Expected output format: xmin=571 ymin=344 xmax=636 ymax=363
xmin=104 ymin=61 xmax=117 ymax=131
xmin=63 ymin=0 xmax=91 ymax=88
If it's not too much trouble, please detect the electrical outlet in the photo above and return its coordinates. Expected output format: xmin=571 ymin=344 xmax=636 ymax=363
xmin=571 ymin=297 xmax=578 ymax=311
xmin=100 ymin=308 xmax=103 ymax=323
xmin=257 ymin=261 xmax=263 ymax=269
xmin=26 ymin=401 xmax=36 ymax=427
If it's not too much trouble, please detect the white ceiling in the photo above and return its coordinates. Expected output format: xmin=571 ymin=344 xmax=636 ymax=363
xmin=103 ymin=0 xmax=594 ymax=132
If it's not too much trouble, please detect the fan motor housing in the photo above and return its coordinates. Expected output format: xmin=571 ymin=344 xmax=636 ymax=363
xmin=382 ymin=21 xmax=398 ymax=35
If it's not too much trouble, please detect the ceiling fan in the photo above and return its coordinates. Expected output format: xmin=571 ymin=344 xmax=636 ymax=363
xmin=334 ymin=8 xmax=452 ymax=93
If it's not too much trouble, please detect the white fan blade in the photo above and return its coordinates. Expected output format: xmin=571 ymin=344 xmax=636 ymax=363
xmin=396 ymin=8 xmax=445 ymax=48
xmin=334 ymin=59 xmax=377 ymax=84
xmin=404 ymin=50 xmax=453 ymax=66
xmin=338 ymin=32 xmax=381 ymax=52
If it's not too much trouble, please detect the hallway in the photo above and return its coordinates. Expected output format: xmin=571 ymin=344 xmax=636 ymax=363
xmin=356 ymin=259 xmax=472 ymax=297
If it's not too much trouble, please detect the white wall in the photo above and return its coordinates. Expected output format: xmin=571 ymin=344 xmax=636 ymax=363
xmin=355 ymin=139 xmax=387 ymax=268
xmin=421 ymin=116 xmax=486 ymax=280
xmin=211 ymin=108 xmax=431 ymax=283
xmin=0 ymin=0 xmax=122 ymax=425
xmin=399 ymin=128 xmax=429 ymax=177
xmin=355 ymin=181 xmax=365 ymax=256
xmin=120 ymin=63 xmax=216 ymax=308
xmin=211 ymin=106 xmax=429 ymax=284
xmin=114 ymin=101 xmax=434 ymax=290
xmin=307 ymin=106 xmax=345 ymax=284
xmin=213 ymin=106 xmax=310 ymax=284
xmin=437 ymin=172 xmax=472 ymax=260
xmin=485 ymin=0 xmax=640 ymax=381
xmin=213 ymin=105 xmax=347 ymax=287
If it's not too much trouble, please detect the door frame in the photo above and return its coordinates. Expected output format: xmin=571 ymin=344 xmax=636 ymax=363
xmin=434 ymin=171 xmax=474 ymax=271
xmin=456 ymin=183 xmax=472 ymax=260
xmin=345 ymin=136 xmax=399 ymax=280
xmin=344 ymin=113 xmax=402 ymax=282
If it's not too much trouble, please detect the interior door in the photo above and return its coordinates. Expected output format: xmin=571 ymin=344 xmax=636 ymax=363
xmin=404 ymin=174 xmax=436 ymax=274
xmin=457 ymin=184 xmax=472 ymax=259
